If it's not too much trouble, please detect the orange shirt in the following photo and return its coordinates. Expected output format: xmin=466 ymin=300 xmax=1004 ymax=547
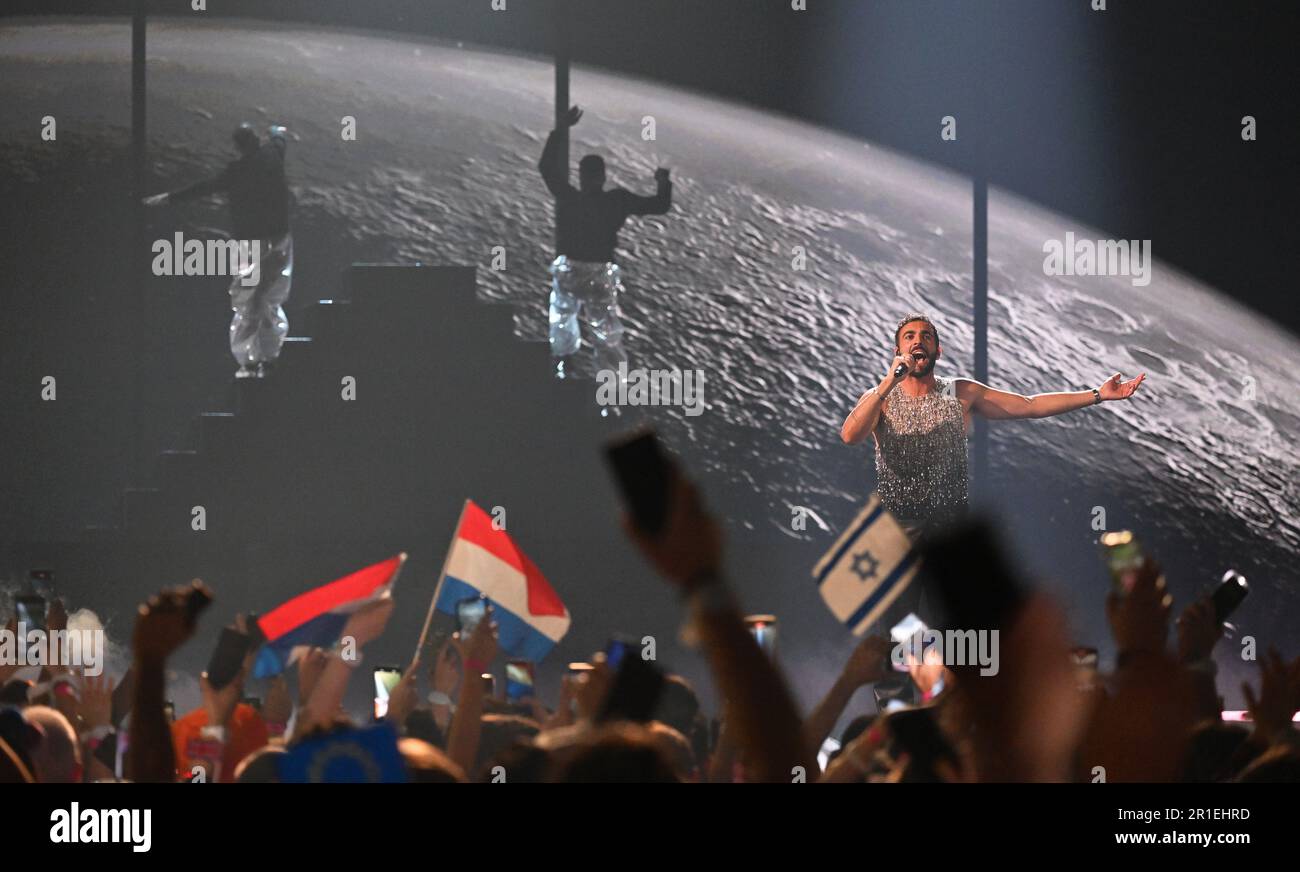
xmin=171 ymin=703 xmax=269 ymax=783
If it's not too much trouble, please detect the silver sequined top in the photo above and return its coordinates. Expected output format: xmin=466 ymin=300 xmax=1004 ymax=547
xmin=873 ymin=376 xmax=970 ymax=531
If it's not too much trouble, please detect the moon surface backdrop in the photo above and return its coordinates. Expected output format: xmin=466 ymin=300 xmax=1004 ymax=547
xmin=2 ymin=19 xmax=1295 ymax=707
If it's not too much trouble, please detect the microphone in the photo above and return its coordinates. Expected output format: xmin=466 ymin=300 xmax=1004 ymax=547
xmin=893 ymin=352 xmax=924 ymax=379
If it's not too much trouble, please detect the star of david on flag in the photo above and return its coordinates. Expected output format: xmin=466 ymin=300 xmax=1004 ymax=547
xmin=811 ymin=494 xmax=921 ymax=635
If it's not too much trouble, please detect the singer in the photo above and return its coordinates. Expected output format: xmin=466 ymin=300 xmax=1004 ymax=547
xmin=840 ymin=314 xmax=1145 ymax=537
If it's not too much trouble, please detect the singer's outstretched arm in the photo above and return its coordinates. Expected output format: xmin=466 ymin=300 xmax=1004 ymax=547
xmin=956 ymin=372 xmax=1145 ymax=421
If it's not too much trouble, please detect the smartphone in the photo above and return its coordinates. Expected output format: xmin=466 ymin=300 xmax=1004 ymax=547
xmin=373 ymin=666 xmax=402 ymax=720
xmin=597 ymin=650 xmax=665 ymax=724
xmin=920 ymin=519 xmax=1026 ymax=637
xmin=29 ymin=569 xmax=55 ymax=600
xmin=480 ymin=672 xmax=497 ymax=698
xmin=456 ymin=594 xmax=488 ymax=636
xmin=745 ymin=615 xmax=778 ymax=659
xmin=15 ymin=595 xmax=46 ymax=632
xmin=505 ymin=660 xmax=536 ymax=703
xmin=162 ymin=700 xmax=175 ymax=722
xmin=1212 ymin=570 xmax=1249 ymax=623
xmin=604 ymin=636 xmax=638 ymax=670
xmin=604 ymin=429 xmax=677 ymax=537
xmin=888 ymin=613 xmax=928 ymax=672
xmin=1100 ymin=530 xmax=1144 ymax=595
xmin=205 ymin=627 xmax=253 ymax=691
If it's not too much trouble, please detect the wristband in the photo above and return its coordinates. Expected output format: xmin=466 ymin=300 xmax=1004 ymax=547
xmin=465 ymin=658 xmax=488 ymax=673
xmin=1092 ymin=387 xmax=1102 ymax=405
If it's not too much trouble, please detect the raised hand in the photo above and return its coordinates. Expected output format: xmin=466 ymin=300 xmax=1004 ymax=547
xmin=654 ymin=167 xmax=671 ymax=184
xmin=842 ymin=635 xmax=892 ymax=688
xmin=1175 ymin=595 xmax=1222 ymax=664
xmin=1242 ymin=648 xmax=1300 ymax=745
xmin=622 ymin=473 xmax=722 ymax=590
xmin=201 ymin=616 xmax=258 ymax=729
xmin=574 ymin=654 xmax=613 ymax=722
xmin=431 ymin=639 xmax=462 ymax=695
xmin=262 ymin=674 xmax=293 ymax=727
xmin=296 ymin=647 xmax=329 ymax=707
xmin=1098 ymin=372 xmax=1145 ymax=402
xmin=457 ymin=608 xmax=499 ymax=671
xmin=79 ymin=671 xmax=114 ymax=732
xmin=132 ymin=580 xmax=212 ymax=663
xmin=563 ymin=104 xmax=584 ymax=128
xmin=341 ymin=597 xmax=395 ymax=650
xmin=1105 ymin=558 xmax=1172 ymax=658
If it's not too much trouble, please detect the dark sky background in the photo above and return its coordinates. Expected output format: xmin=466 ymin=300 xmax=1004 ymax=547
xmin=7 ymin=0 xmax=1297 ymax=335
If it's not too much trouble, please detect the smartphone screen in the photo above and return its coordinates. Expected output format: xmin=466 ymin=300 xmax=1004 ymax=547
xmin=1100 ymin=530 xmax=1144 ymax=595
xmin=373 ymin=667 xmax=402 ymax=720
xmin=15 ymin=595 xmax=46 ymax=632
xmin=1212 ymin=570 xmax=1248 ymax=623
xmin=505 ymin=660 xmax=535 ymax=703
xmin=457 ymin=595 xmax=488 ymax=635
xmin=604 ymin=429 xmax=676 ymax=536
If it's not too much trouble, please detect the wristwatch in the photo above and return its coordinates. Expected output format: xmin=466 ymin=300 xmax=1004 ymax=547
xmin=1092 ymin=387 xmax=1102 ymax=405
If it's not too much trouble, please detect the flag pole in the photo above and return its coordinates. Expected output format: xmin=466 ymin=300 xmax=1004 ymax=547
xmin=412 ymin=499 xmax=469 ymax=667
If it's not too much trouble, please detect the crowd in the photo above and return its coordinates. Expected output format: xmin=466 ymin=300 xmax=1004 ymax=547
xmin=2 ymin=473 xmax=1298 ymax=784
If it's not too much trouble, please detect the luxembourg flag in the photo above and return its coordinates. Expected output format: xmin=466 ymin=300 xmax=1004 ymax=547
xmin=253 ymin=553 xmax=406 ymax=678
xmin=432 ymin=501 xmax=569 ymax=661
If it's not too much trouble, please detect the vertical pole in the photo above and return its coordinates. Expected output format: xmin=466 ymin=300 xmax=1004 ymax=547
xmin=972 ymin=177 xmax=989 ymax=500
xmin=132 ymin=1 xmax=148 ymax=478
xmin=553 ymin=0 xmax=571 ymax=255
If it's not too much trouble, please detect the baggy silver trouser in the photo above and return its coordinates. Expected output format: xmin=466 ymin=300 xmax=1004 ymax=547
xmin=229 ymin=233 xmax=293 ymax=367
xmin=548 ymin=255 xmax=628 ymax=373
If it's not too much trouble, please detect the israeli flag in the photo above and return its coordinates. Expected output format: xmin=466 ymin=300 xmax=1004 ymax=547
xmin=812 ymin=495 xmax=920 ymax=635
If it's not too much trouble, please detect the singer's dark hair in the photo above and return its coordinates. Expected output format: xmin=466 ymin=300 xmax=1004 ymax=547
xmin=893 ymin=314 xmax=940 ymax=350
